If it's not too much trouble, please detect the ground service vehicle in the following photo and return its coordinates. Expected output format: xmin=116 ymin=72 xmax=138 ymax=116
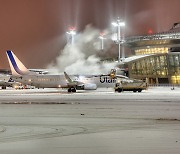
xmin=114 ymin=77 xmax=147 ymax=93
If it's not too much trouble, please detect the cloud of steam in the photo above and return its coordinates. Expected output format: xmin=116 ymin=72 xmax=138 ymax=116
xmin=47 ymin=25 xmax=117 ymax=75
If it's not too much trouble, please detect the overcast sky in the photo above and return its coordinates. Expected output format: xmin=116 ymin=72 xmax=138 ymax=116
xmin=0 ymin=0 xmax=180 ymax=68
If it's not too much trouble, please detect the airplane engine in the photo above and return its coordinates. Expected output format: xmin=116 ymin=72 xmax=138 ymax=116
xmin=84 ymin=83 xmax=97 ymax=90
xmin=77 ymin=83 xmax=97 ymax=90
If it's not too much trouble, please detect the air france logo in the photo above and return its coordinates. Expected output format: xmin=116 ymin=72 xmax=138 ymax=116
xmin=100 ymin=76 xmax=116 ymax=83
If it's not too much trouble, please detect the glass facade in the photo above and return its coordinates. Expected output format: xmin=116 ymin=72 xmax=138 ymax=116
xmin=169 ymin=54 xmax=180 ymax=84
xmin=129 ymin=53 xmax=180 ymax=84
xmin=171 ymin=76 xmax=180 ymax=84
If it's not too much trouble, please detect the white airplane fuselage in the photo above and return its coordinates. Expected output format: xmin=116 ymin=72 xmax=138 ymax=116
xmin=11 ymin=74 xmax=116 ymax=89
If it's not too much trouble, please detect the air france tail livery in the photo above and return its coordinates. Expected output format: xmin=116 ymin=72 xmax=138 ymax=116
xmin=6 ymin=50 xmax=122 ymax=92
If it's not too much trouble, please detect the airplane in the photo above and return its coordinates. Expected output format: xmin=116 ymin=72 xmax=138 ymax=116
xmin=0 ymin=74 xmax=23 ymax=89
xmin=0 ymin=74 xmax=13 ymax=89
xmin=6 ymin=50 xmax=128 ymax=92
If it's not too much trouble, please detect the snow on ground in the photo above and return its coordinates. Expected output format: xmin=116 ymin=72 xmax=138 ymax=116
xmin=0 ymin=87 xmax=180 ymax=154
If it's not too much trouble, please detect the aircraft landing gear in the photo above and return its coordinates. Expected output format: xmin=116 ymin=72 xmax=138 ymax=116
xmin=68 ymin=88 xmax=76 ymax=93
xmin=2 ymin=86 xmax=6 ymax=90
xmin=138 ymin=89 xmax=142 ymax=92
xmin=71 ymin=88 xmax=76 ymax=92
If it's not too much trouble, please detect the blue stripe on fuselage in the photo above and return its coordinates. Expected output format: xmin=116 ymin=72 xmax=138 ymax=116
xmin=7 ymin=50 xmax=24 ymax=75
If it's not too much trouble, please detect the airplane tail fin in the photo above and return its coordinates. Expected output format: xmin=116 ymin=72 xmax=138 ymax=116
xmin=6 ymin=50 xmax=30 ymax=76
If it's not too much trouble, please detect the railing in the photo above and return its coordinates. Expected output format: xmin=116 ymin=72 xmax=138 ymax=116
xmin=148 ymin=84 xmax=180 ymax=87
xmin=124 ymin=32 xmax=180 ymax=44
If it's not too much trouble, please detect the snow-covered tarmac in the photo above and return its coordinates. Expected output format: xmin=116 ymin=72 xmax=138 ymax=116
xmin=0 ymin=87 xmax=180 ymax=154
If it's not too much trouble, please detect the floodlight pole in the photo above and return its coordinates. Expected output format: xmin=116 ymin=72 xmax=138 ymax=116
xmin=71 ymin=33 xmax=74 ymax=44
xmin=112 ymin=17 xmax=125 ymax=63
xmin=66 ymin=27 xmax=76 ymax=44
xmin=118 ymin=22 xmax=121 ymax=62
xmin=121 ymin=34 xmax=125 ymax=61
xmin=99 ymin=33 xmax=106 ymax=50
xmin=101 ymin=38 xmax=104 ymax=50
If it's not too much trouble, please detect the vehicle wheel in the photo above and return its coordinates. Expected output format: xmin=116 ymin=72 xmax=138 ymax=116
xmin=133 ymin=90 xmax=137 ymax=92
xmin=118 ymin=88 xmax=122 ymax=93
xmin=138 ymin=89 xmax=142 ymax=92
xmin=72 ymin=88 xmax=76 ymax=92
xmin=68 ymin=88 xmax=72 ymax=93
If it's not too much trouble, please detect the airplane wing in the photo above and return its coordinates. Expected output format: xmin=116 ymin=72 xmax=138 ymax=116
xmin=64 ymin=72 xmax=84 ymax=87
xmin=64 ymin=72 xmax=97 ymax=91
xmin=116 ymin=75 xmax=129 ymax=79
xmin=64 ymin=72 xmax=73 ymax=83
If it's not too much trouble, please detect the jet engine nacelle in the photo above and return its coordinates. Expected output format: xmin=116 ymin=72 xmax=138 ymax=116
xmin=77 ymin=83 xmax=97 ymax=90
xmin=84 ymin=83 xmax=97 ymax=90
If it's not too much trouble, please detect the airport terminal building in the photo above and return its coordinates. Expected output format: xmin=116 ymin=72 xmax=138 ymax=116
xmin=123 ymin=23 xmax=180 ymax=85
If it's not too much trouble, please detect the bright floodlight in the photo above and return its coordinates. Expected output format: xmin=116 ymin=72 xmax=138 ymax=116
xmin=99 ymin=32 xmax=106 ymax=39
xmin=99 ymin=36 xmax=104 ymax=39
xmin=66 ymin=30 xmax=76 ymax=35
xmin=112 ymin=22 xmax=125 ymax=27
xmin=112 ymin=17 xmax=125 ymax=27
